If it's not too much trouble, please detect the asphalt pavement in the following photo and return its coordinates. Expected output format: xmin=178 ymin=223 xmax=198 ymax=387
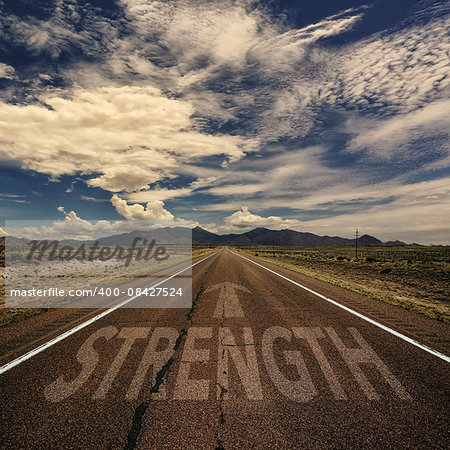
xmin=1 ymin=248 xmax=449 ymax=448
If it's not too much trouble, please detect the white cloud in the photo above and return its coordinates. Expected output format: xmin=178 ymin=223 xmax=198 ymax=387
xmin=124 ymin=188 xmax=193 ymax=203
xmin=189 ymin=177 xmax=219 ymax=190
xmin=249 ymin=8 xmax=364 ymax=74
xmin=198 ymin=175 xmax=450 ymax=214
xmin=9 ymin=206 xmax=191 ymax=241
xmin=1 ymin=1 xmax=450 ymax=244
xmin=0 ymin=86 xmax=256 ymax=192
xmin=114 ymin=2 xmax=366 ymax=143
xmin=111 ymin=194 xmax=174 ymax=221
xmin=0 ymin=63 xmax=15 ymax=79
xmin=57 ymin=206 xmax=83 ymax=221
xmin=191 ymin=221 xmax=219 ymax=233
xmin=119 ymin=0 xmax=267 ymax=71
xmin=297 ymin=190 xmax=450 ymax=245
xmin=0 ymin=193 xmax=27 ymax=199
xmin=346 ymin=99 xmax=450 ymax=159
xmin=163 ymin=4 xmax=260 ymax=69
xmin=202 ymin=223 xmax=219 ymax=233
xmin=80 ymin=196 xmax=109 ymax=203
xmin=201 ymin=146 xmax=335 ymax=198
xmin=205 ymin=177 xmax=450 ymax=244
xmin=224 ymin=207 xmax=301 ymax=230
xmin=323 ymin=15 xmax=450 ymax=114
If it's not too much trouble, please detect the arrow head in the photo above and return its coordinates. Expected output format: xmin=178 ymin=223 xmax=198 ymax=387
xmin=205 ymin=281 xmax=250 ymax=293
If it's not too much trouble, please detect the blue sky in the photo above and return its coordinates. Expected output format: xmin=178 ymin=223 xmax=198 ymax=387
xmin=0 ymin=0 xmax=449 ymax=243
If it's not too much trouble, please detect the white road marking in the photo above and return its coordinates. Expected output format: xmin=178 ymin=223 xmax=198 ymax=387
xmin=232 ymin=250 xmax=450 ymax=363
xmin=206 ymin=281 xmax=247 ymax=318
xmin=0 ymin=251 xmax=219 ymax=376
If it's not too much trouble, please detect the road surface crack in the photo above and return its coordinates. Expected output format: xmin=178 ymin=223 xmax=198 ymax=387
xmin=123 ymin=329 xmax=187 ymax=450
xmin=214 ymin=307 xmax=227 ymax=449
xmin=123 ymin=285 xmax=205 ymax=449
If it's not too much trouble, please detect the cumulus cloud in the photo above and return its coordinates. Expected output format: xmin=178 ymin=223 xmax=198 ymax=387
xmin=9 ymin=205 xmax=190 ymax=241
xmin=0 ymin=86 xmax=255 ymax=192
xmin=191 ymin=221 xmax=219 ymax=233
xmin=111 ymin=194 xmax=174 ymax=221
xmin=224 ymin=207 xmax=301 ymax=230
xmin=56 ymin=206 xmax=83 ymax=221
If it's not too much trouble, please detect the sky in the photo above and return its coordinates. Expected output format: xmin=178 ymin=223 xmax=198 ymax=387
xmin=0 ymin=0 xmax=449 ymax=244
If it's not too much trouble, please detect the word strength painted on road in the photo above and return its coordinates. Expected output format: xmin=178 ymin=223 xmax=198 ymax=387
xmin=44 ymin=326 xmax=411 ymax=403
xmin=4 ymin=220 xmax=193 ymax=309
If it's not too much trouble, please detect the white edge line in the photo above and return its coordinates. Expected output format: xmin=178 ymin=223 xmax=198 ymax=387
xmin=0 ymin=250 xmax=220 ymax=375
xmin=232 ymin=250 xmax=450 ymax=363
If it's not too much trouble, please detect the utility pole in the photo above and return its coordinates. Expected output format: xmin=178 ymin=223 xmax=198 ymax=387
xmin=354 ymin=228 xmax=359 ymax=260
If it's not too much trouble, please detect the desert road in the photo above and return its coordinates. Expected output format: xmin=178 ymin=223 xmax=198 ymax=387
xmin=1 ymin=248 xmax=449 ymax=448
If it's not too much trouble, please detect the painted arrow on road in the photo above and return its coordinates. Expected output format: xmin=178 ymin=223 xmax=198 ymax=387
xmin=205 ymin=282 xmax=250 ymax=318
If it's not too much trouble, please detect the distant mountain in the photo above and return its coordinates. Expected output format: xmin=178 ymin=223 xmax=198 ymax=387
xmin=192 ymin=226 xmax=400 ymax=247
xmin=96 ymin=226 xmax=191 ymax=245
xmin=357 ymin=235 xmax=383 ymax=246
xmin=0 ymin=236 xmax=29 ymax=246
xmin=0 ymin=226 xmax=411 ymax=248
xmin=191 ymin=226 xmax=224 ymax=245
xmin=384 ymin=240 xmax=408 ymax=246
xmin=0 ymin=227 xmax=192 ymax=247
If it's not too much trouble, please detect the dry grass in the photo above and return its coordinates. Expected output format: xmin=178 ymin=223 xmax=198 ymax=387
xmin=192 ymin=246 xmax=219 ymax=259
xmin=234 ymin=245 xmax=450 ymax=323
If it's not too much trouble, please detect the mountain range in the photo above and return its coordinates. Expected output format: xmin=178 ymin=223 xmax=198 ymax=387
xmin=1 ymin=226 xmax=411 ymax=247
xmin=191 ymin=227 xmax=407 ymax=246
